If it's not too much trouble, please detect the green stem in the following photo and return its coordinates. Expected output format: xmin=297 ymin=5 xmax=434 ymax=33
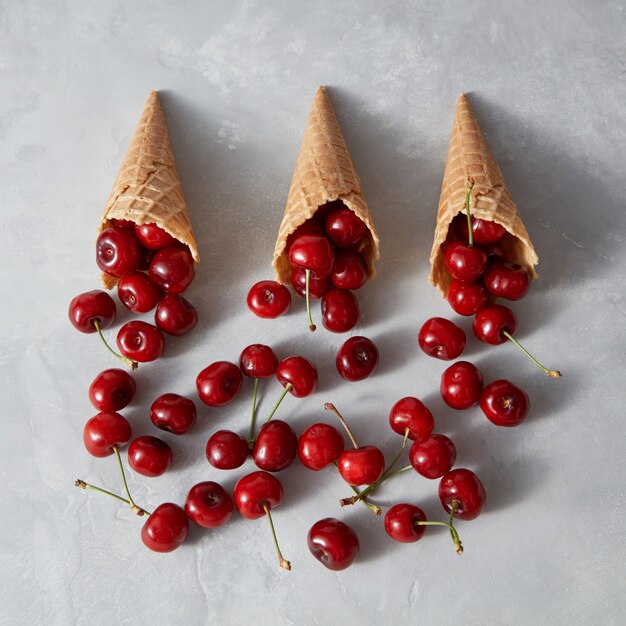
xmin=305 ymin=269 xmax=316 ymax=332
xmin=93 ymin=320 xmax=138 ymax=370
xmin=416 ymin=514 xmax=463 ymax=555
xmin=324 ymin=403 xmax=359 ymax=448
xmin=502 ymin=331 xmax=562 ymax=378
xmin=112 ymin=445 xmax=143 ymax=515
xmin=248 ymin=378 xmax=260 ymax=446
xmin=265 ymin=384 xmax=292 ymax=423
xmin=74 ymin=479 xmax=150 ymax=516
xmin=465 ymin=178 xmax=475 ymax=247
xmin=347 ymin=483 xmax=381 ymax=516
xmin=262 ymin=504 xmax=291 ymax=570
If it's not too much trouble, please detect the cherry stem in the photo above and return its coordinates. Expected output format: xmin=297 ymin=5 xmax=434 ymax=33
xmin=465 ymin=178 xmax=475 ymax=247
xmin=416 ymin=504 xmax=464 ymax=555
xmin=262 ymin=503 xmax=291 ymax=571
xmin=265 ymin=383 xmax=292 ymax=423
xmin=502 ymin=331 xmax=562 ymax=378
xmin=305 ymin=269 xmax=316 ymax=332
xmin=93 ymin=320 xmax=138 ymax=370
xmin=324 ymin=403 xmax=359 ymax=448
xmin=332 ymin=462 xmax=381 ymax=515
xmin=74 ymin=479 xmax=150 ymax=516
xmin=248 ymin=378 xmax=260 ymax=446
xmin=112 ymin=445 xmax=144 ymax=516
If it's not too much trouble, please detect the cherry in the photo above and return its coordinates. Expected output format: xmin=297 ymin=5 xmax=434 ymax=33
xmin=68 ymin=290 xmax=116 ymax=333
xmin=457 ymin=216 xmax=506 ymax=246
xmin=275 ymin=356 xmax=318 ymax=398
xmin=325 ymin=206 xmax=367 ymax=249
xmin=321 ymin=288 xmax=360 ymax=333
xmin=247 ymin=280 xmax=291 ymax=318
xmin=298 ymin=423 xmax=345 ymax=470
xmin=338 ymin=445 xmax=385 ymax=487
xmin=483 ymin=259 xmax=531 ymax=301
xmin=286 ymin=219 xmax=325 ymax=253
xmin=384 ymin=503 xmax=427 ymax=543
xmin=480 ymin=379 xmax=530 ymax=426
xmin=253 ymin=420 xmax=298 ymax=472
xmin=116 ymin=271 xmax=160 ymax=313
xmin=154 ymin=293 xmax=198 ymax=336
xmin=127 ymin=435 xmax=173 ymax=477
xmin=388 ymin=397 xmax=434 ymax=441
xmin=206 ymin=430 xmax=249 ymax=469
xmin=289 ymin=235 xmax=335 ymax=279
xmin=481 ymin=242 xmax=506 ymax=259
xmin=83 ymin=412 xmax=132 ymax=457
xmin=88 ymin=368 xmax=136 ymax=412
xmin=444 ymin=241 xmax=487 ymax=282
xmin=409 ymin=434 xmax=456 ymax=479
xmin=291 ymin=266 xmax=330 ymax=300
xmin=439 ymin=468 xmax=486 ymax=521
xmin=330 ymin=250 xmax=368 ymax=290
xmin=112 ymin=218 xmax=135 ymax=229
xmin=117 ymin=321 xmax=164 ymax=363
xmin=149 ymin=245 xmax=195 ymax=294
xmin=141 ymin=502 xmax=189 ymax=553
xmin=335 ymin=336 xmax=379 ymax=381
xmin=134 ymin=223 xmax=178 ymax=250
xmin=308 ymin=517 xmax=360 ymax=571
xmin=150 ymin=393 xmax=197 ymax=435
xmin=185 ymin=481 xmax=233 ymax=529
xmin=447 ymin=279 xmax=488 ymax=316
xmin=196 ymin=361 xmax=243 ymax=407
xmin=239 ymin=344 xmax=278 ymax=379
xmin=96 ymin=225 xmax=142 ymax=278
xmin=418 ymin=317 xmax=466 ymax=360
xmin=440 ymin=361 xmax=484 ymax=410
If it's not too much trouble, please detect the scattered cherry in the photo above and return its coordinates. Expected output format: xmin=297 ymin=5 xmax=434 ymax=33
xmin=117 ymin=321 xmax=164 ymax=363
xmin=321 ymin=288 xmax=360 ymax=333
xmin=68 ymin=290 xmax=116 ymax=333
xmin=330 ymin=250 xmax=368 ymax=290
xmin=128 ymin=435 xmax=173 ymax=477
xmin=117 ymin=271 xmax=161 ymax=313
xmin=206 ymin=430 xmax=249 ymax=469
xmin=384 ymin=503 xmax=427 ymax=543
xmin=439 ymin=468 xmax=486 ymax=521
xmin=239 ymin=344 xmax=278 ymax=379
xmin=247 ymin=280 xmax=291 ymax=318
xmin=275 ymin=356 xmax=318 ymax=398
xmin=150 ymin=393 xmax=197 ymax=435
xmin=440 ymin=361 xmax=484 ymax=410
xmin=418 ymin=317 xmax=466 ymax=360
xmin=149 ymin=245 xmax=195 ymax=294
xmin=134 ymin=223 xmax=178 ymax=250
xmin=253 ymin=420 xmax=298 ymax=472
xmin=447 ymin=279 xmax=488 ymax=316
xmin=96 ymin=225 xmax=142 ymax=278
xmin=185 ymin=481 xmax=233 ymax=529
xmin=154 ymin=293 xmax=198 ymax=336
xmin=409 ymin=434 xmax=456 ymax=479
xmin=338 ymin=445 xmax=385 ymax=487
xmin=89 ymin=368 xmax=136 ymax=412
xmin=196 ymin=361 xmax=243 ymax=407
xmin=298 ymin=423 xmax=345 ymax=470
xmin=483 ymin=259 xmax=531 ymax=301
xmin=141 ymin=502 xmax=189 ymax=553
xmin=480 ymin=379 xmax=530 ymax=426
xmin=308 ymin=517 xmax=360 ymax=571
xmin=335 ymin=336 xmax=379 ymax=381
xmin=388 ymin=397 xmax=434 ymax=441
xmin=83 ymin=412 xmax=132 ymax=457
xmin=325 ymin=205 xmax=367 ymax=248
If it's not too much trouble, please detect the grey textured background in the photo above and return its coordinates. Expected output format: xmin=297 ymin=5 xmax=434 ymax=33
xmin=1 ymin=1 xmax=625 ymax=624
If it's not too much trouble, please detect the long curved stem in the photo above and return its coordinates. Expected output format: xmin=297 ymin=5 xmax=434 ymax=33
xmin=75 ymin=479 xmax=150 ymax=516
xmin=416 ymin=515 xmax=463 ymax=555
xmin=112 ymin=445 xmax=143 ymax=515
xmin=502 ymin=331 xmax=562 ymax=377
xmin=324 ymin=403 xmax=359 ymax=448
xmin=93 ymin=320 xmax=138 ymax=370
xmin=248 ymin=378 xmax=260 ymax=446
xmin=264 ymin=383 xmax=292 ymax=423
xmin=305 ymin=269 xmax=316 ymax=332
xmin=263 ymin=504 xmax=291 ymax=570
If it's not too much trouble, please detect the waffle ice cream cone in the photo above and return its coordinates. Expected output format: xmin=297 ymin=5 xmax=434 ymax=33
xmin=429 ymin=93 xmax=538 ymax=296
xmin=98 ymin=91 xmax=198 ymax=289
xmin=272 ymin=86 xmax=379 ymax=284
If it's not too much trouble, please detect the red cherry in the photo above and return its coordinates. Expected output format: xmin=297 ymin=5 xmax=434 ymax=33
xmin=68 ymin=290 xmax=116 ymax=333
xmin=185 ymin=481 xmax=233 ymax=529
xmin=128 ymin=435 xmax=173 ymax=477
xmin=154 ymin=293 xmax=198 ymax=336
xmin=117 ymin=271 xmax=161 ymax=313
xmin=439 ymin=468 xmax=486 ymax=521
xmin=337 ymin=445 xmax=385 ymax=486
xmin=325 ymin=206 xmax=367 ymax=249
xmin=239 ymin=344 xmax=278 ymax=379
xmin=321 ymin=288 xmax=360 ymax=333
xmin=148 ymin=245 xmax=195 ymax=293
xmin=440 ymin=361 xmax=484 ymax=410
xmin=233 ymin=471 xmax=284 ymax=520
xmin=418 ymin=317 xmax=466 ymax=360
xmin=444 ymin=242 xmax=487 ymax=282
xmin=297 ymin=423 xmax=345 ymax=470
xmin=111 ymin=218 xmax=135 ymax=229
xmin=447 ymin=279 xmax=488 ymax=316
xmin=483 ymin=259 xmax=531 ymax=301
xmin=150 ymin=393 xmax=196 ymax=435
xmin=141 ymin=502 xmax=189 ymax=553
xmin=206 ymin=430 xmax=249 ymax=469
xmin=457 ymin=216 xmax=506 ymax=246
xmin=275 ymin=356 xmax=317 ymax=398
xmin=384 ymin=503 xmax=427 ymax=543
xmin=196 ymin=361 xmax=243 ymax=407
xmin=116 ymin=321 xmax=164 ymax=363
xmin=291 ymin=266 xmax=330 ymax=300
xmin=96 ymin=226 xmax=142 ymax=278
xmin=472 ymin=305 xmax=517 ymax=345
xmin=480 ymin=379 xmax=530 ymax=426
xmin=289 ymin=235 xmax=335 ymax=279
xmin=481 ymin=242 xmax=506 ymax=259
xmin=83 ymin=412 xmax=132 ymax=457
xmin=335 ymin=336 xmax=379 ymax=381
xmin=247 ymin=280 xmax=291 ymax=318
xmin=330 ymin=250 xmax=368 ymax=290
xmin=134 ymin=223 xmax=178 ymax=250
xmin=308 ymin=517 xmax=360 ymax=570
xmin=89 ymin=368 xmax=136 ymax=412
xmin=253 ymin=420 xmax=298 ymax=472
xmin=409 ymin=434 xmax=456 ymax=479
xmin=388 ymin=397 xmax=434 ymax=441
xmin=286 ymin=219 xmax=325 ymax=253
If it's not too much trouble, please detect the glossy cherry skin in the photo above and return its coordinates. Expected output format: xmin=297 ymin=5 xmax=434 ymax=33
xmin=439 ymin=468 xmax=486 ymax=521
xmin=233 ymin=471 xmax=284 ymax=520
xmin=291 ymin=266 xmax=330 ymax=300
xmin=196 ymin=361 xmax=243 ymax=407
xmin=150 ymin=393 xmax=197 ymax=435
xmin=117 ymin=271 xmax=161 ymax=313
xmin=185 ymin=481 xmax=233 ymax=529
xmin=247 ymin=280 xmax=291 ymax=318
xmin=96 ymin=226 xmax=142 ymax=278
xmin=336 ymin=336 xmax=379 ymax=381
xmin=447 ymin=279 xmax=488 ymax=316
xmin=298 ymin=423 xmax=345 ymax=470
xmin=116 ymin=321 xmax=164 ymax=362
xmin=337 ymin=445 xmax=385 ymax=486
xmin=289 ymin=235 xmax=335 ymax=279
xmin=321 ymin=288 xmax=360 ymax=333
xmin=112 ymin=218 xmax=135 ymax=229
xmin=440 ymin=361 xmax=484 ymax=410
xmin=134 ymin=223 xmax=178 ymax=250
xmin=384 ymin=504 xmax=427 ymax=543
xmin=286 ymin=219 xmax=325 ymax=253
xmin=325 ymin=206 xmax=368 ymax=249
xmin=148 ymin=245 xmax=195 ymax=294
xmin=330 ymin=250 xmax=368 ymax=290
xmin=480 ymin=379 xmax=530 ymax=426
xmin=83 ymin=412 xmax=132 ymax=457
xmin=308 ymin=518 xmax=360 ymax=571
xmin=483 ymin=259 xmax=531 ymax=301
xmin=141 ymin=503 xmax=189 ymax=553
xmin=206 ymin=430 xmax=249 ymax=469
xmin=418 ymin=317 xmax=466 ymax=360
xmin=409 ymin=434 xmax=457 ymax=479
xmin=457 ymin=216 xmax=506 ymax=246
xmin=68 ymin=290 xmax=116 ymax=333
xmin=275 ymin=356 xmax=318 ymax=397
xmin=154 ymin=293 xmax=198 ymax=336
xmin=89 ymin=368 xmax=136 ymax=412
xmin=473 ymin=305 xmax=517 ymax=345
xmin=444 ymin=241 xmax=487 ymax=282
xmin=128 ymin=435 xmax=173 ymax=477
xmin=253 ymin=420 xmax=298 ymax=472
xmin=388 ymin=397 xmax=434 ymax=441
xmin=239 ymin=344 xmax=278 ymax=379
